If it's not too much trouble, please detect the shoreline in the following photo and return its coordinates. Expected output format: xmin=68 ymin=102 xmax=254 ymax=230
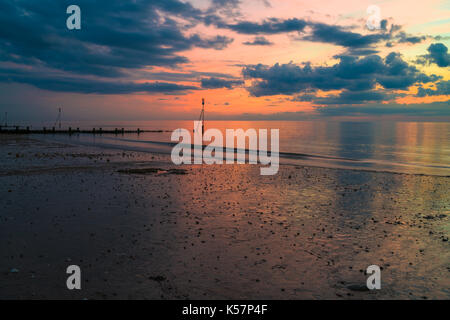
xmin=4 ymin=134 xmax=449 ymax=178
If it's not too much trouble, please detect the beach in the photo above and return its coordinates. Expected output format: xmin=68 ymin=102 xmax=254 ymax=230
xmin=0 ymin=134 xmax=449 ymax=300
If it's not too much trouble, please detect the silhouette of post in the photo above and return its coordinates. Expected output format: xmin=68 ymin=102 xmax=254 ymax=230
xmin=201 ymin=98 xmax=205 ymax=134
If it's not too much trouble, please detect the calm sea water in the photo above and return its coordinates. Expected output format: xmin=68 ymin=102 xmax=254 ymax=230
xmin=31 ymin=120 xmax=450 ymax=176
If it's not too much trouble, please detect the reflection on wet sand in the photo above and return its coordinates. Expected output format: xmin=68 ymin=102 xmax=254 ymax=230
xmin=0 ymin=130 xmax=448 ymax=299
xmin=163 ymin=161 xmax=449 ymax=299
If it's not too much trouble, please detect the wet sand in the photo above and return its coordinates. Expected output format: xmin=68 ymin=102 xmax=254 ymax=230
xmin=0 ymin=135 xmax=449 ymax=299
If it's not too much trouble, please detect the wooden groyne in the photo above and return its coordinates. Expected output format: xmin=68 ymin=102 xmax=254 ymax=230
xmin=0 ymin=126 xmax=171 ymax=135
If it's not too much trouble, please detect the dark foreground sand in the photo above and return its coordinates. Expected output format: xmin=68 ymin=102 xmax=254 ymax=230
xmin=0 ymin=135 xmax=449 ymax=299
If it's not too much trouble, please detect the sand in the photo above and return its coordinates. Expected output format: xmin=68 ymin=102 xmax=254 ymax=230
xmin=0 ymin=135 xmax=449 ymax=299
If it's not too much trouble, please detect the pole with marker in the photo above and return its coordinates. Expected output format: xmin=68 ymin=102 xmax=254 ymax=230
xmin=202 ymin=98 xmax=205 ymax=134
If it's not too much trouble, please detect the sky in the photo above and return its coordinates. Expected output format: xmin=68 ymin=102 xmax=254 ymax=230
xmin=0 ymin=0 xmax=449 ymax=122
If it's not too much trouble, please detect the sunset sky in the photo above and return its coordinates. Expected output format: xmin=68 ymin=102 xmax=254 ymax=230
xmin=0 ymin=0 xmax=449 ymax=121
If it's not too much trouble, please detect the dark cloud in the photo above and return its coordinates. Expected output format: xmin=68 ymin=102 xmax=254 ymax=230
xmin=291 ymin=93 xmax=316 ymax=102
xmin=380 ymin=19 xmax=388 ymax=31
xmin=208 ymin=0 xmax=242 ymax=18
xmin=417 ymin=81 xmax=450 ymax=97
xmin=211 ymin=0 xmax=241 ymax=7
xmin=243 ymin=36 xmax=273 ymax=46
xmin=0 ymin=0 xmax=233 ymax=83
xmin=133 ymin=70 xmax=241 ymax=82
xmin=201 ymin=77 xmax=244 ymax=89
xmin=396 ymin=32 xmax=427 ymax=44
xmin=219 ymin=17 xmax=391 ymax=50
xmin=342 ymin=48 xmax=380 ymax=56
xmin=242 ymin=52 xmax=439 ymax=103
xmin=0 ymin=67 xmax=198 ymax=94
xmin=190 ymin=35 xmax=234 ymax=50
xmin=312 ymin=24 xmax=429 ymax=53
xmin=223 ymin=18 xmax=307 ymax=35
xmin=302 ymin=23 xmax=390 ymax=48
xmin=0 ymin=0 xmax=444 ymax=101
xmin=224 ymin=17 xmax=434 ymax=51
xmin=418 ymin=43 xmax=450 ymax=67
xmin=313 ymin=90 xmax=393 ymax=105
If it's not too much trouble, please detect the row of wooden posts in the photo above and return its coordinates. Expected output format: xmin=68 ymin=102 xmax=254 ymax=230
xmin=0 ymin=126 xmax=144 ymax=134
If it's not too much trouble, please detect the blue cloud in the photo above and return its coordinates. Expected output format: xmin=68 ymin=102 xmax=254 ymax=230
xmin=0 ymin=67 xmax=198 ymax=94
xmin=201 ymin=77 xmax=244 ymax=89
xmin=243 ymin=36 xmax=273 ymax=46
xmin=242 ymin=52 xmax=440 ymax=103
xmin=0 ymin=0 xmax=233 ymax=76
xmin=417 ymin=81 xmax=450 ymax=97
xmin=423 ymin=43 xmax=450 ymax=67
xmin=223 ymin=18 xmax=307 ymax=35
xmin=302 ymin=23 xmax=390 ymax=48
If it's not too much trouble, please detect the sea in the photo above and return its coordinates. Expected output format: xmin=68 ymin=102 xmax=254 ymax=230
xmin=26 ymin=120 xmax=450 ymax=176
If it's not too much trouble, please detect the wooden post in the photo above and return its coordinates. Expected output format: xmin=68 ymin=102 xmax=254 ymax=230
xmin=115 ymin=128 xmax=118 ymax=135
xmin=26 ymin=126 xmax=30 ymax=133
xmin=121 ymin=128 xmax=124 ymax=134
xmin=69 ymin=127 xmax=72 ymax=134
xmin=99 ymin=128 xmax=102 ymax=134
xmin=43 ymin=127 xmax=46 ymax=133
xmin=93 ymin=128 xmax=96 ymax=134
xmin=137 ymin=128 xmax=141 ymax=134
xmin=52 ymin=127 xmax=55 ymax=133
